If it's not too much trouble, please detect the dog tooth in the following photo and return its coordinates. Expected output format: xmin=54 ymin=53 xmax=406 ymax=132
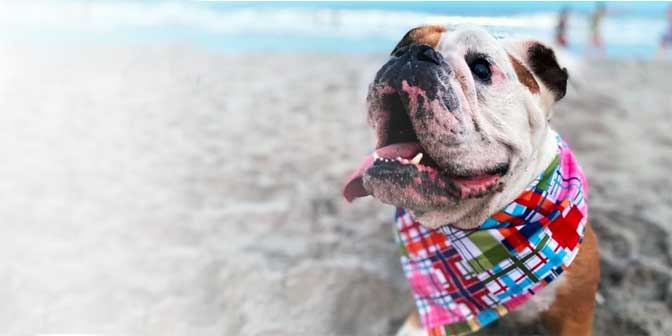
xmin=410 ymin=153 xmax=423 ymax=164
xmin=373 ymin=152 xmax=379 ymax=159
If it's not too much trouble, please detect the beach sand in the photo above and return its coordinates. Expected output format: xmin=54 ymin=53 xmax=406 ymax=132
xmin=0 ymin=47 xmax=670 ymax=335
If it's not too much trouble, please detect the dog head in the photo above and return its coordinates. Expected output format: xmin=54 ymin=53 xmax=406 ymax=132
xmin=344 ymin=25 xmax=569 ymax=229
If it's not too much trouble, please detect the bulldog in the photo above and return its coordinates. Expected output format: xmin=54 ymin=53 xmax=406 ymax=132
xmin=343 ymin=26 xmax=600 ymax=336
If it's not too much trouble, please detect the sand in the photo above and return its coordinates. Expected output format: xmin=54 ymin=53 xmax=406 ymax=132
xmin=0 ymin=46 xmax=670 ymax=336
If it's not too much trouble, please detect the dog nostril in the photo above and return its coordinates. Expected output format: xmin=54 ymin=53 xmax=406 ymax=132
xmin=404 ymin=44 xmax=443 ymax=65
xmin=393 ymin=44 xmax=443 ymax=65
xmin=417 ymin=47 xmax=442 ymax=65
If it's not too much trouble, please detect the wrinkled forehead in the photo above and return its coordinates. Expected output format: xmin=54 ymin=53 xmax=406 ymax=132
xmin=436 ymin=27 xmax=508 ymax=61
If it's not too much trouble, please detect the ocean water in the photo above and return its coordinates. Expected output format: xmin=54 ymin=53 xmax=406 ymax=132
xmin=0 ymin=1 xmax=669 ymax=58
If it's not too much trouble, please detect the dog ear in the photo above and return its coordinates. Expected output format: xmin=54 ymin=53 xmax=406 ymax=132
xmin=391 ymin=25 xmax=447 ymax=55
xmin=506 ymin=40 xmax=569 ymax=103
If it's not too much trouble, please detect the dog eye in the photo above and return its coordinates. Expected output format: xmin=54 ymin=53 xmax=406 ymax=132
xmin=469 ymin=58 xmax=492 ymax=83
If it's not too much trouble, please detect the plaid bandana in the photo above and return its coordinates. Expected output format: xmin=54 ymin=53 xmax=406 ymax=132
xmin=395 ymin=133 xmax=588 ymax=335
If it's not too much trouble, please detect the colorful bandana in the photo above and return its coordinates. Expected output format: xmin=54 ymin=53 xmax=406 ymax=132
xmin=395 ymin=133 xmax=588 ymax=335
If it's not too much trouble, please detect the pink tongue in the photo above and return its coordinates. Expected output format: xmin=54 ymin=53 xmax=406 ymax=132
xmin=342 ymin=142 xmax=422 ymax=202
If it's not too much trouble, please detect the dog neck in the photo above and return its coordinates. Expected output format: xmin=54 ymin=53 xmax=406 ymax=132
xmin=488 ymin=125 xmax=559 ymax=219
xmin=413 ymin=126 xmax=558 ymax=230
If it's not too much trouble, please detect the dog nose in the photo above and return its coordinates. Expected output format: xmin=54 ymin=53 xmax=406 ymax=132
xmin=396 ymin=44 xmax=443 ymax=65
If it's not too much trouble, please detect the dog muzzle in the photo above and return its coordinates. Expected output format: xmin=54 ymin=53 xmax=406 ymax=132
xmin=395 ymin=132 xmax=588 ymax=335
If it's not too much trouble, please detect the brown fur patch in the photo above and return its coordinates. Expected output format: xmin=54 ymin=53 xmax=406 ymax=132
xmin=541 ymin=223 xmax=600 ymax=335
xmin=509 ymin=54 xmax=540 ymax=94
xmin=391 ymin=25 xmax=448 ymax=55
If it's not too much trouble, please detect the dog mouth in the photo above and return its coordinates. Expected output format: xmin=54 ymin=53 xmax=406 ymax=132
xmin=343 ymin=90 xmax=509 ymax=204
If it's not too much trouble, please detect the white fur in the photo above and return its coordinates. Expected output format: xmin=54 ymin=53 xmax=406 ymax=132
xmin=413 ymin=27 xmax=561 ymax=230
xmin=509 ymin=275 xmax=565 ymax=324
xmin=395 ymin=319 xmax=426 ymax=336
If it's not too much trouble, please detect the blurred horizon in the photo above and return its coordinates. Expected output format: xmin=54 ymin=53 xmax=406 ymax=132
xmin=1 ymin=2 xmax=672 ymax=335
xmin=1 ymin=1 xmax=670 ymax=58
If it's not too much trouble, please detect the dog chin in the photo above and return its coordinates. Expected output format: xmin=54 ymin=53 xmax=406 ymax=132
xmin=360 ymin=154 xmax=507 ymax=211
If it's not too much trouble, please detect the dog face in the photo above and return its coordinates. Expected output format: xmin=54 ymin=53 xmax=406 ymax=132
xmin=344 ymin=26 xmax=568 ymax=229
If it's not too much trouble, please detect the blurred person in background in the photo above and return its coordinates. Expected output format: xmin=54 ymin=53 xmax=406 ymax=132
xmin=555 ymin=7 xmax=570 ymax=48
xmin=587 ymin=3 xmax=607 ymax=57
xmin=657 ymin=5 xmax=672 ymax=59
xmin=555 ymin=7 xmax=569 ymax=48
